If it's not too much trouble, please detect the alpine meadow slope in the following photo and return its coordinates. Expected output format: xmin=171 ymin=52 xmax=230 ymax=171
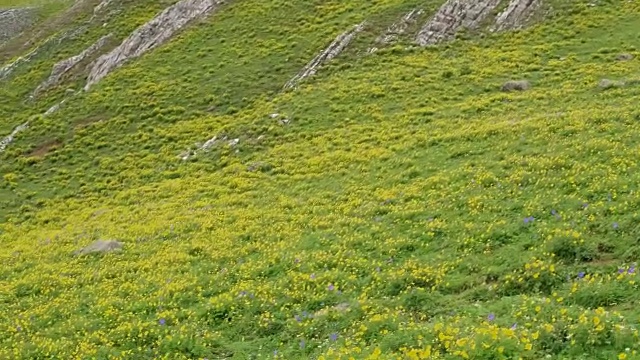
xmin=1 ymin=0 xmax=640 ymax=359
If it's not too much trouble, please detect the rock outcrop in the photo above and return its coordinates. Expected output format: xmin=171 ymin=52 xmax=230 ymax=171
xmin=494 ymin=0 xmax=541 ymax=31
xmin=415 ymin=0 xmax=501 ymax=46
xmin=34 ymin=33 xmax=113 ymax=95
xmin=376 ymin=8 xmax=423 ymax=45
xmin=501 ymin=80 xmax=530 ymax=92
xmin=0 ymin=8 xmax=35 ymax=45
xmin=85 ymin=0 xmax=222 ymax=90
xmin=1 ymin=26 xmax=86 ymax=81
xmin=0 ymin=122 xmax=28 ymax=154
xmin=284 ymin=22 xmax=365 ymax=90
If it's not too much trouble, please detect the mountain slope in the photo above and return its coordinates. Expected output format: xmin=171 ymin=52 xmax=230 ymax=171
xmin=1 ymin=0 xmax=640 ymax=359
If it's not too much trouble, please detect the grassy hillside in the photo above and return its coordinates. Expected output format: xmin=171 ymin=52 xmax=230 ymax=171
xmin=1 ymin=0 xmax=640 ymax=358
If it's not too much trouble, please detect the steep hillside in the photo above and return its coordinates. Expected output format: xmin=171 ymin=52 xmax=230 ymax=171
xmin=1 ymin=0 xmax=640 ymax=359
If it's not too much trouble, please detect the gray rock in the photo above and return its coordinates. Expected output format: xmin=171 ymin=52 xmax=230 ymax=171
xmin=494 ymin=0 xmax=542 ymax=31
xmin=74 ymin=240 xmax=123 ymax=256
xmin=598 ymin=79 xmax=624 ymax=89
xmin=34 ymin=34 xmax=113 ymax=95
xmin=376 ymin=8 xmax=423 ymax=45
xmin=0 ymin=7 xmax=35 ymax=45
xmin=501 ymin=80 xmax=531 ymax=92
xmin=0 ymin=122 xmax=28 ymax=154
xmin=615 ymin=53 xmax=634 ymax=61
xmin=284 ymin=22 xmax=365 ymax=90
xmin=85 ymin=0 xmax=223 ymax=90
xmin=416 ymin=0 xmax=501 ymax=46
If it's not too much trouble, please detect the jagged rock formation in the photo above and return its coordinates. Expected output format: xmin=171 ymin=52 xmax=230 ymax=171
xmin=284 ymin=22 xmax=365 ymax=90
xmin=0 ymin=8 xmax=35 ymax=45
xmin=376 ymin=8 xmax=423 ymax=45
xmin=34 ymin=34 xmax=113 ymax=95
xmin=0 ymin=122 xmax=28 ymax=154
xmin=415 ymin=0 xmax=501 ymax=46
xmin=85 ymin=0 xmax=222 ymax=90
xmin=494 ymin=0 xmax=541 ymax=31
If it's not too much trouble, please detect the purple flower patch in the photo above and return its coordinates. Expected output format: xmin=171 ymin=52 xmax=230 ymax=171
xmin=328 ymin=284 xmax=335 ymax=291
xmin=487 ymin=313 xmax=495 ymax=322
xmin=159 ymin=318 xmax=166 ymax=326
xmin=330 ymin=333 xmax=338 ymax=341
xmin=578 ymin=271 xmax=585 ymax=279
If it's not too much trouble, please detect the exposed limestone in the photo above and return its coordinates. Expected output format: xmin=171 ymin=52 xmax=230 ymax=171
xmin=0 ymin=7 xmax=35 ymax=45
xmin=376 ymin=8 xmax=423 ymax=45
xmin=34 ymin=34 xmax=113 ymax=95
xmin=74 ymin=240 xmax=123 ymax=256
xmin=85 ymin=0 xmax=222 ymax=91
xmin=415 ymin=0 xmax=501 ymax=46
xmin=284 ymin=22 xmax=365 ymax=90
xmin=494 ymin=0 xmax=541 ymax=31
xmin=0 ymin=122 xmax=28 ymax=154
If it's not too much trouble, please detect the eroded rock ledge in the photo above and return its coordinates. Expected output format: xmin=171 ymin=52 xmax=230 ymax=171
xmin=85 ymin=0 xmax=223 ymax=90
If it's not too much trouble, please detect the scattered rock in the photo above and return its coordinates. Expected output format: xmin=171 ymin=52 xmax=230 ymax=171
xmin=615 ymin=53 xmax=634 ymax=61
xmin=501 ymin=80 xmax=530 ymax=92
xmin=598 ymin=79 xmax=624 ymax=89
xmin=0 ymin=8 xmax=36 ymax=45
xmin=314 ymin=302 xmax=352 ymax=318
xmin=85 ymin=0 xmax=223 ymax=90
xmin=376 ymin=8 xmax=424 ymax=45
xmin=93 ymin=0 xmax=114 ymax=15
xmin=1 ymin=26 xmax=86 ymax=81
xmin=44 ymin=100 xmax=66 ymax=116
xmin=228 ymin=138 xmax=239 ymax=147
xmin=0 ymin=122 xmax=28 ymax=154
xmin=284 ymin=22 xmax=365 ymax=90
xmin=269 ymin=113 xmax=280 ymax=119
xmin=34 ymin=34 xmax=113 ymax=95
xmin=494 ymin=0 xmax=541 ymax=31
xmin=416 ymin=0 xmax=501 ymax=46
xmin=74 ymin=240 xmax=123 ymax=256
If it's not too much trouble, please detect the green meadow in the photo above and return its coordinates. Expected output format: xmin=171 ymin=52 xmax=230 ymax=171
xmin=1 ymin=0 xmax=640 ymax=358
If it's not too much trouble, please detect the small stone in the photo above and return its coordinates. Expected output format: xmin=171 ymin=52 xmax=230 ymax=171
xmin=74 ymin=240 xmax=123 ymax=256
xmin=501 ymin=80 xmax=530 ymax=92
xmin=598 ymin=79 xmax=624 ymax=89
xmin=615 ymin=53 xmax=634 ymax=61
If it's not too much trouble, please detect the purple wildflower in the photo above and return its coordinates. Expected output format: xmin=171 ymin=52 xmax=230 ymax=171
xmin=613 ymin=222 xmax=619 ymax=230
xmin=551 ymin=209 xmax=557 ymax=215
xmin=294 ymin=315 xmax=302 ymax=322
xmin=578 ymin=271 xmax=585 ymax=279
xmin=159 ymin=318 xmax=166 ymax=326
xmin=628 ymin=265 xmax=636 ymax=274
xmin=310 ymin=273 xmax=316 ymax=280
xmin=619 ymin=268 xmax=625 ymax=274
xmin=300 ymin=340 xmax=306 ymax=349
xmin=524 ymin=216 xmax=535 ymax=224
xmin=488 ymin=313 xmax=495 ymax=322
xmin=330 ymin=333 xmax=338 ymax=342
xmin=302 ymin=311 xmax=308 ymax=318
xmin=328 ymin=284 xmax=335 ymax=291
xmin=510 ymin=323 xmax=517 ymax=330
xmin=582 ymin=202 xmax=589 ymax=209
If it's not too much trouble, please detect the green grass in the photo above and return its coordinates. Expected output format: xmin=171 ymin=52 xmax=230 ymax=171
xmin=1 ymin=0 xmax=640 ymax=359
